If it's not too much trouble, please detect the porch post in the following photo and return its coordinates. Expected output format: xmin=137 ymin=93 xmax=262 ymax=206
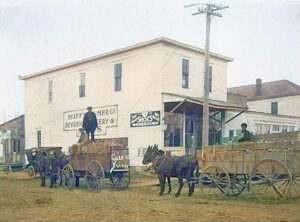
xmin=183 ymin=107 xmax=186 ymax=153
xmin=221 ymin=110 xmax=226 ymax=144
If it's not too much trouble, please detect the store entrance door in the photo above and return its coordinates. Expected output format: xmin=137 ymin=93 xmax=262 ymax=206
xmin=185 ymin=118 xmax=201 ymax=155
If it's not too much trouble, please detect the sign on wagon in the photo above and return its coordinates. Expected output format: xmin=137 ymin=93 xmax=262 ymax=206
xmin=63 ymin=105 xmax=118 ymax=136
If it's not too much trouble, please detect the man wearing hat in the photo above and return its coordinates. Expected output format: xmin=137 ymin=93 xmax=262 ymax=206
xmin=238 ymin=123 xmax=251 ymax=142
xmin=83 ymin=106 xmax=98 ymax=141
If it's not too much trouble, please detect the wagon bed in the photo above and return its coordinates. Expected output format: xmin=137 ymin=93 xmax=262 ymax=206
xmin=62 ymin=138 xmax=130 ymax=192
xmin=196 ymin=140 xmax=300 ymax=202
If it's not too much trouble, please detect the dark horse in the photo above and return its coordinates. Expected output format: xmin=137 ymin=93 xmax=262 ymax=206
xmin=38 ymin=150 xmax=68 ymax=188
xmin=142 ymin=144 xmax=199 ymax=197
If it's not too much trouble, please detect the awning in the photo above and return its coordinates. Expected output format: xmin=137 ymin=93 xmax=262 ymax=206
xmin=162 ymin=92 xmax=248 ymax=111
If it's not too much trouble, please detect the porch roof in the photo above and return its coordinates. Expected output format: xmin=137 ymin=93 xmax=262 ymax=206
xmin=162 ymin=92 xmax=248 ymax=111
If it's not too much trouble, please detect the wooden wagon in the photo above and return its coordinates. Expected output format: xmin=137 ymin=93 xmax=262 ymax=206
xmin=196 ymin=140 xmax=300 ymax=203
xmin=25 ymin=146 xmax=63 ymax=178
xmin=62 ymin=138 xmax=130 ymax=192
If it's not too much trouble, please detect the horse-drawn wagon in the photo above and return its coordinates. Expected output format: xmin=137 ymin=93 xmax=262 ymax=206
xmin=25 ymin=146 xmax=63 ymax=178
xmin=197 ymin=140 xmax=300 ymax=203
xmin=62 ymin=138 xmax=130 ymax=192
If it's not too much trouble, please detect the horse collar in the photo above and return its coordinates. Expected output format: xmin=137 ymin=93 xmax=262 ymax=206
xmin=152 ymin=155 xmax=160 ymax=167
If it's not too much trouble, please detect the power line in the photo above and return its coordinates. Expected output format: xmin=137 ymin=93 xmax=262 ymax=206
xmin=185 ymin=3 xmax=228 ymax=156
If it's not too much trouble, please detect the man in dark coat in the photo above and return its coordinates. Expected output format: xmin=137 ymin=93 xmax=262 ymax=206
xmin=82 ymin=106 xmax=98 ymax=141
xmin=238 ymin=123 xmax=251 ymax=142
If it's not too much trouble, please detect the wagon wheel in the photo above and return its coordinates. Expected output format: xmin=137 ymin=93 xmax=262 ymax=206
xmin=287 ymin=173 xmax=300 ymax=199
xmin=27 ymin=165 xmax=35 ymax=178
xmin=111 ymin=171 xmax=130 ymax=190
xmin=85 ymin=160 xmax=105 ymax=192
xmin=62 ymin=164 xmax=75 ymax=190
xmin=228 ymin=174 xmax=248 ymax=197
xmin=250 ymin=159 xmax=292 ymax=203
xmin=199 ymin=166 xmax=230 ymax=199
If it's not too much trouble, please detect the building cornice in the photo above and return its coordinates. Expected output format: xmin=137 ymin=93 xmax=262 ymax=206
xmin=19 ymin=37 xmax=233 ymax=81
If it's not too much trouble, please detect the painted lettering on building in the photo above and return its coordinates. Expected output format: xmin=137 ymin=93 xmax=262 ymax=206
xmin=63 ymin=105 xmax=118 ymax=136
xmin=130 ymin=111 xmax=160 ymax=127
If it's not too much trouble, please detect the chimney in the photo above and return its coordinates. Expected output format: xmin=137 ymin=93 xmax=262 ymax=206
xmin=256 ymin=78 xmax=262 ymax=96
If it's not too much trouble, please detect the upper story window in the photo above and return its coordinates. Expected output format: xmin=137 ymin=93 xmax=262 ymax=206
xmin=37 ymin=130 xmax=41 ymax=147
xmin=182 ymin=59 xmax=189 ymax=88
xmin=209 ymin=66 xmax=212 ymax=93
xmin=114 ymin=63 xmax=122 ymax=91
xmin=271 ymin=102 xmax=278 ymax=115
xmin=79 ymin=73 xmax=85 ymax=97
xmin=48 ymin=80 xmax=53 ymax=103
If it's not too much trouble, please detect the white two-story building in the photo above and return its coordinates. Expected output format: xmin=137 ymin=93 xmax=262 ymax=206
xmin=20 ymin=37 xmax=246 ymax=166
xmin=226 ymin=79 xmax=300 ymax=139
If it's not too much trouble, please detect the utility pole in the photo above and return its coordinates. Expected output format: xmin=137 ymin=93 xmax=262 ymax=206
xmin=185 ymin=3 xmax=228 ymax=157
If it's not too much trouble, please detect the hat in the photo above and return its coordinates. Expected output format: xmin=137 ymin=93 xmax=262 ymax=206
xmin=241 ymin=123 xmax=247 ymax=127
xmin=87 ymin=106 xmax=92 ymax=110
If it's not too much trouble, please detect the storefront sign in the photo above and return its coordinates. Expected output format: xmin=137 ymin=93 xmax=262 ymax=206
xmin=63 ymin=105 xmax=118 ymax=136
xmin=130 ymin=111 xmax=160 ymax=127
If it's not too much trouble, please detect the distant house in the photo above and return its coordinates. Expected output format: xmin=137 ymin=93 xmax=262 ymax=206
xmin=225 ymin=79 xmax=300 ymax=139
xmin=0 ymin=115 xmax=25 ymax=165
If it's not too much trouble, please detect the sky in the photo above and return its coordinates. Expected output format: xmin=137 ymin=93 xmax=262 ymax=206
xmin=0 ymin=0 xmax=299 ymax=123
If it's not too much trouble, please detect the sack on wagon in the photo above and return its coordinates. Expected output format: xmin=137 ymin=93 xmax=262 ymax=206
xmin=69 ymin=128 xmax=89 ymax=154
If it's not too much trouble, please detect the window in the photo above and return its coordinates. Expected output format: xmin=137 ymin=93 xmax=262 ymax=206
xmin=255 ymin=123 xmax=262 ymax=134
xmin=182 ymin=59 xmax=189 ymax=88
xmin=209 ymin=66 xmax=212 ymax=92
xmin=79 ymin=73 xmax=85 ymax=97
xmin=48 ymin=80 xmax=53 ymax=103
xmin=138 ymin=147 xmax=147 ymax=157
xmin=13 ymin=140 xmax=16 ymax=152
xmin=17 ymin=140 xmax=20 ymax=153
xmin=282 ymin=125 xmax=288 ymax=133
xmin=37 ymin=130 xmax=41 ymax=147
xmin=236 ymin=129 xmax=242 ymax=137
xmin=164 ymin=113 xmax=183 ymax=147
xmin=229 ymin=130 xmax=234 ymax=138
xmin=272 ymin=125 xmax=280 ymax=132
xmin=114 ymin=63 xmax=122 ymax=91
xmin=289 ymin=126 xmax=295 ymax=132
xmin=271 ymin=102 xmax=278 ymax=115
xmin=265 ymin=125 xmax=271 ymax=134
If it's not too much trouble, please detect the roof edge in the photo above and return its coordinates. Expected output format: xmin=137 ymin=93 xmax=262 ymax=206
xmin=246 ymin=110 xmax=300 ymax=119
xmin=19 ymin=37 xmax=233 ymax=80
xmin=0 ymin=115 xmax=24 ymax=127
xmin=162 ymin=92 xmax=247 ymax=111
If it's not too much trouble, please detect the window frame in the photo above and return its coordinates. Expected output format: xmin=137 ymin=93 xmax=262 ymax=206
xmin=182 ymin=59 xmax=189 ymax=88
xmin=48 ymin=80 xmax=53 ymax=103
xmin=114 ymin=63 xmax=122 ymax=91
xmin=271 ymin=102 xmax=278 ymax=115
xmin=37 ymin=130 xmax=41 ymax=147
xmin=272 ymin=125 xmax=280 ymax=132
xmin=79 ymin=73 xmax=86 ymax=98
xmin=229 ymin=130 xmax=234 ymax=138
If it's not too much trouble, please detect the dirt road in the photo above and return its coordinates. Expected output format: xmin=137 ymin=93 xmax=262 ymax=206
xmin=0 ymin=171 xmax=299 ymax=222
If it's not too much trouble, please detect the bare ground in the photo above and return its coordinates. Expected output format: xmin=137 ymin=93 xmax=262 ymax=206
xmin=0 ymin=171 xmax=300 ymax=222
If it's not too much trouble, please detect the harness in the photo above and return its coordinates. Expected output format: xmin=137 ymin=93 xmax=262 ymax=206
xmin=152 ymin=154 xmax=171 ymax=177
